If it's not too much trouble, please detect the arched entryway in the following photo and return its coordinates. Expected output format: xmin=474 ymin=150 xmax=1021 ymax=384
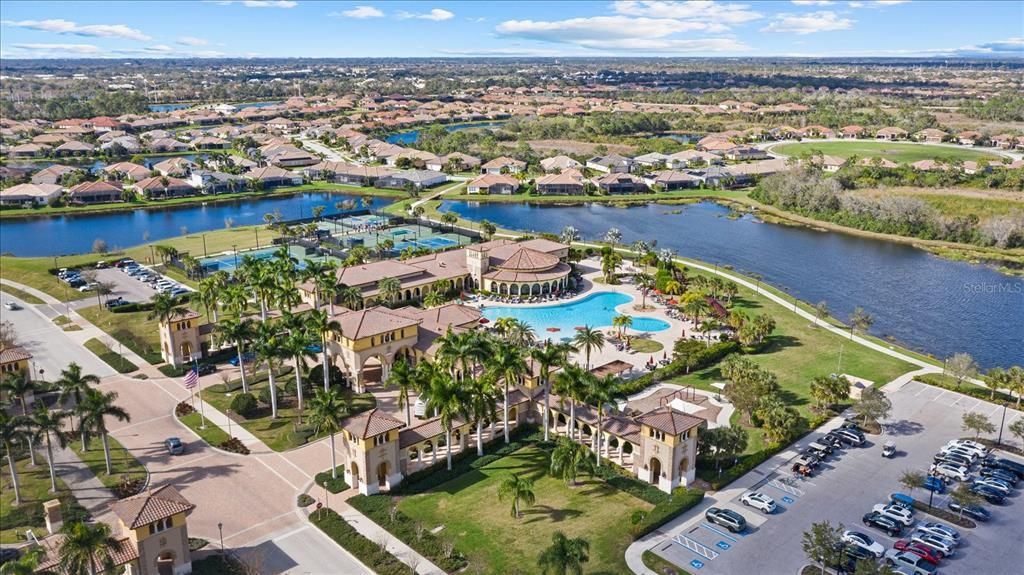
xmin=180 ymin=341 xmax=192 ymax=361
xmin=508 ymin=407 xmax=518 ymax=425
xmin=350 ymin=462 xmax=360 ymax=489
xmin=649 ymin=457 xmax=662 ymax=483
xmin=377 ymin=461 xmax=389 ymax=488
xmin=362 ymin=355 xmax=386 ymax=384
xmin=156 ymin=551 xmax=175 ymax=575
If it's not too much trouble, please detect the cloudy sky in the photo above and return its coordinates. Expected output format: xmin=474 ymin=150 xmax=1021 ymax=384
xmin=1 ymin=1 xmax=1021 ymax=59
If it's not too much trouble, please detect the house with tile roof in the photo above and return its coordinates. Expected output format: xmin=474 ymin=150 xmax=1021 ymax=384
xmin=466 ymin=173 xmax=520 ymax=195
xmin=0 ymin=183 xmax=63 ymax=206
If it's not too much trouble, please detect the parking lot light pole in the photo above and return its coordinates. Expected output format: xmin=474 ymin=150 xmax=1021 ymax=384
xmin=996 ymin=401 xmax=1008 ymax=446
xmin=218 ymin=522 xmax=224 ymax=554
xmin=202 ymin=234 xmax=208 ymax=258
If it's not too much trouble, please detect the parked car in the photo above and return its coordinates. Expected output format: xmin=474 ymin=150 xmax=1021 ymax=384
xmin=889 ymin=493 xmax=915 ymax=511
xmin=884 ymin=550 xmax=939 ymax=575
xmin=930 ymin=463 xmax=969 ymax=482
xmin=115 ymin=258 xmax=136 ymax=268
xmin=169 ymin=288 xmax=190 ymax=297
xmin=78 ymin=282 xmax=99 ymax=292
xmin=893 ymin=541 xmax=943 ymax=566
xmin=809 ymin=441 xmax=834 ymax=457
xmin=981 ymin=467 xmax=1020 ymax=487
xmin=821 ymin=432 xmax=845 ymax=448
xmin=0 ymin=548 xmax=20 ymax=564
xmin=862 ymin=512 xmax=903 ymax=537
xmin=835 ymin=428 xmax=866 ymax=446
xmin=909 ymin=532 xmax=956 ymax=557
xmin=413 ymin=397 xmax=430 ymax=418
xmin=795 ymin=454 xmax=820 ymax=469
xmin=933 ymin=453 xmax=972 ymax=469
xmin=229 ymin=352 xmax=256 ymax=366
xmin=915 ymin=522 xmax=960 ymax=544
xmin=923 ymin=475 xmax=946 ymax=494
xmin=842 ymin=530 xmax=885 ymax=558
xmin=105 ymin=297 xmax=128 ymax=309
xmin=871 ymin=503 xmax=914 ymax=526
xmin=705 ymin=507 xmax=747 ymax=533
xmin=164 ymin=437 xmax=184 ymax=455
xmin=972 ymin=477 xmax=1012 ymax=495
xmin=3 ymin=301 xmax=21 ymax=311
xmin=197 ymin=363 xmax=217 ymax=376
xmin=948 ymin=439 xmax=989 ymax=455
xmin=982 ymin=456 xmax=1024 ymax=479
xmin=970 ymin=484 xmax=1006 ymax=504
xmin=947 ymin=501 xmax=990 ymax=522
xmin=740 ymin=492 xmax=777 ymax=514
xmin=940 ymin=445 xmax=979 ymax=461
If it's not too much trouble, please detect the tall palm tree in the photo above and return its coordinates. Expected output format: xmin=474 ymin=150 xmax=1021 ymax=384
xmin=423 ymin=370 xmax=467 ymax=471
xmin=489 ymin=342 xmax=529 ymax=444
xmin=337 ymin=283 xmax=363 ymax=311
xmin=196 ymin=274 xmax=224 ymax=324
xmin=252 ymin=322 xmax=285 ymax=418
xmin=698 ymin=320 xmax=717 ymax=347
xmin=435 ymin=328 xmax=490 ymax=380
xmin=549 ymin=436 xmax=593 ymax=487
xmin=306 ymin=388 xmax=350 ymax=480
xmin=585 ymin=374 xmax=621 ymax=467
xmin=465 ymin=374 xmax=498 ymax=455
xmin=303 ymin=259 xmax=335 ymax=309
xmin=146 ymin=292 xmax=187 ymax=324
xmin=612 ymin=315 xmax=633 ymax=338
xmin=387 ymin=357 xmax=417 ymax=426
xmin=682 ymin=296 xmax=710 ymax=325
xmin=498 ymin=473 xmax=536 ymax=519
xmin=308 ymin=309 xmax=343 ymax=392
xmin=56 ymin=363 xmax=99 ymax=450
xmin=537 ymin=531 xmax=590 ymax=575
xmin=279 ymin=324 xmax=316 ymax=416
xmin=1 ymin=374 xmax=40 ymax=465
xmin=58 ymin=521 xmax=118 ymax=575
xmin=0 ymin=410 xmax=26 ymax=505
xmin=634 ymin=272 xmax=654 ymax=308
xmin=531 ymin=344 xmax=565 ymax=442
xmin=220 ymin=283 xmax=251 ymax=317
xmin=553 ymin=364 xmax=588 ymax=442
xmin=79 ymin=389 xmax=131 ymax=476
xmin=377 ymin=276 xmax=402 ymax=306
xmin=572 ymin=325 xmax=605 ymax=371
xmin=500 ymin=318 xmax=536 ymax=348
xmin=215 ymin=317 xmax=254 ymax=393
xmin=27 ymin=403 xmax=69 ymax=492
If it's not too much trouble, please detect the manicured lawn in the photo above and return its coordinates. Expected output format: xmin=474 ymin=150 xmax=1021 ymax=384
xmin=84 ymin=338 xmax=139 ymax=373
xmin=76 ymin=305 xmax=165 ymax=365
xmin=0 ymin=456 xmax=87 ymax=544
xmin=772 ymin=141 xmax=1001 ymax=164
xmin=179 ymin=411 xmax=232 ymax=446
xmin=69 ymin=436 xmax=147 ymax=491
xmin=202 ymin=374 xmax=376 ymax=452
xmin=644 ymin=550 xmax=692 ymax=575
xmin=629 ymin=337 xmax=664 ymax=353
xmin=123 ymin=225 xmax=283 ymax=264
xmin=0 ymin=255 xmax=99 ymax=301
xmin=397 ymin=446 xmax=652 ymax=575
xmin=0 ymin=283 xmax=45 ymax=304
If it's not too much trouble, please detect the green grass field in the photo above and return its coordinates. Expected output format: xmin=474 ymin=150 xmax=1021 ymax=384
xmin=76 ymin=305 xmax=166 ymax=365
xmin=84 ymin=338 xmax=139 ymax=373
xmin=0 ymin=283 xmax=45 ymax=304
xmin=773 ymin=141 xmax=1001 ymax=164
xmin=398 ymin=447 xmax=651 ymax=575
xmin=68 ymin=436 xmax=148 ymax=491
xmin=0 ymin=457 xmax=85 ymax=544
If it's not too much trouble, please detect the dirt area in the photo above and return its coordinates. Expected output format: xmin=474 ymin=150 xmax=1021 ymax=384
xmin=523 ymin=139 xmax=637 ymax=155
xmin=930 ymin=110 xmax=1024 ymax=133
xmin=855 ymin=186 xmax=1024 ymax=202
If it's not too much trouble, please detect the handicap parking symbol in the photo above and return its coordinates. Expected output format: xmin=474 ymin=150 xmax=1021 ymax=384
xmin=782 ymin=495 xmax=795 ymax=504
xmin=690 ymin=559 xmax=705 ymax=570
xmin=716 ymin=541 xmax=731 ymax=550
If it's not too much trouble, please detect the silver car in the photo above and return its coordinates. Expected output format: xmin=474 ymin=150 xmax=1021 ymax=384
xmin=915 ymin=521 xmax=960 ymax=543
xmin=910 ymin=531 xmax=956 ymax=557
xmin=740 ymin=492 xmax=777 ymax=514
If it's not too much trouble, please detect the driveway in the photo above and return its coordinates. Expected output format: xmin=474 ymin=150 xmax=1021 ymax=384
xmin=237 ymin=523 xmax=373 ymax=575
xmin=644 ymin=381 xmax=1023 ymax=575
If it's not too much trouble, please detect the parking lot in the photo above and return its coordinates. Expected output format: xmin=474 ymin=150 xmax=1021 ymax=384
xmin=651 ymin=380 xmax=1024 ymax=575
xmin=65 ymin=263 xmax=192 ymax=310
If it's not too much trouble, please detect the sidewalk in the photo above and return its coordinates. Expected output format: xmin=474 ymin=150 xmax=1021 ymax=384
xmin=50 ymin=443 xmax=117 ymax=517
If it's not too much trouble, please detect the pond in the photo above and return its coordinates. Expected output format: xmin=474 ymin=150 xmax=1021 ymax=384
xmin=0 ymin=192 xmax=393 ymax=257
xmin=442 ymin=200 xmax=1024 ymax=369
xmin=385 ymin=121 xmax=510 ymax=145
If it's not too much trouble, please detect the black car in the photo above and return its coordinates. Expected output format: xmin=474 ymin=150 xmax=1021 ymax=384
xmin=947 ymin=501 xmax=991 ymax=522
xmin=982 ymin=456 xmax=1024 ymax=479
xmin=105 ymin=297 xmax=128 ymax=309
xmin=933 ymin=452 xmax=972 ymax=469
xmin=0 ymin=548 xmax=20 ymax=564
xmin=821 ymin=433 xmax=845 ymax=448
xmin=981 ymin=467 xmax=1021 ymax=487
xmin=197 ymin=363 xmax=216 ymax=376
xmin=970 ymin=484 xmax=1005 ymax=504
xmin=862 ymin=512 xmax=903 ymax=537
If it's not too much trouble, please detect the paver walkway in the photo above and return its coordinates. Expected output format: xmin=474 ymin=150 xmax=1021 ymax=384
xmin=49 ymin=444 xmax=119 ymax=518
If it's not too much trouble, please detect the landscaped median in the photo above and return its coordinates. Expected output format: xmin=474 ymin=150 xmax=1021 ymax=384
xmin=309 ymin=507 xmax=414 ymax=575
xmin=69 ymin=436 xmax=148 ymax=498
xmin=84 ymin=338 xmax=139 ymax=373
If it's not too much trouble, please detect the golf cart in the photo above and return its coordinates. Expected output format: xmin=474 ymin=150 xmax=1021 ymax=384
xmin=882 ymin=441 xmax=896 ymax=458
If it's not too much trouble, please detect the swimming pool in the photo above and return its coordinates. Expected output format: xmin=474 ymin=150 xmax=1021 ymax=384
xmin=482 ymin=292 xmax=670 ymax=334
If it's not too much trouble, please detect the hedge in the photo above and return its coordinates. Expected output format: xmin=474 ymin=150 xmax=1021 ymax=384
xmin=347 ymin=495 xmax=467 ymax=573
xmin=310 ymin=508 xmax=414 ymax=575
xmin=620 ymin=340 xmax=738 ymax=395
xmin=631 ymin=487 xmax=705 ymax=538
xmin=917 ymin=373 xmax=1021 ymax=407
xmin=314 ymin=466 xmax=349 ymax=494
xmin=229 ymin=393 xmax=258 ymax=418
xmin=592 ymin=461 xmax=669 ymax=505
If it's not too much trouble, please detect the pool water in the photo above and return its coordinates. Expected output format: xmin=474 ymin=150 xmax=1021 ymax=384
xmin=482 ymin=292 xmax=670 ymax=334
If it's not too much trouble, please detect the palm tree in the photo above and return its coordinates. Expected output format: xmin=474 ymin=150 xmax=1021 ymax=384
xmin=279 ymin=326 xmax=316 ymax=416
xmin=337 ymin=284 xmax=363 ymax=311
xmin=0 ymin=545 xmax=47 ymax=575
xmin=549 ymin=436 xmax=593 ymax=486
xmin=1 ymin=374 xmax=40 ymax=465
xmin=537 ymin=531 xmax=590 ymax=575
xmin=146 ymin=292 xmax=187 ymax=323
xmin=498 ymin=473 xmax=536 ymax=519
xmin=423 ymin=370 xmax=467 ymax=471
xmin=682 ymin=297 xmax=710 ymax=325
xmin=498 ymin=318 xmax=536 ymax=347
xmin=634 ymin=272 xmax=654 ymax=308
xmin=489 ymin=342 xmax=528 ymax=444
xmin=612 ymin=314 xmax=633 ymax=338
xmin=58 ymin=521 xmax=118 ymax=575
xmin=572 ymin=325 xmax=605 ymax=371
xmin=465 ymin=374 xmax=499 ymax=455
xmin=80 ymin=389 xmax=131 ymax=476
xmin=56 ymin=363 xmax=100 ymax=450
xmin=197 ymin=275 xmax=224 ymax=323
xmin=377 ymin=276 xmax=402 ymax=305
xmin=215 ymin=317 xmax=254 ymax=393
xmin=28 ymin=403 xmax=69 ymax=492
xmin=553 ymin=364 xmax=589 ymax=442
xmin=0 ymin=410 xmax=26 ymax=505
xmin=585 ymin=373 xmax=621 ymax=466
xmin=308 ymin=309 xmax=342 ymax=392
xmin=531 ymin=344 xmax=565 ymax=442
xmin=306 ymin=388 xmax=351 ymax=480
xmin=303 ymin=259 xmax=336 ymax=309
xmin=387 ymin=357 xmax=417 ymax=426
xmin=252 ymin=322 xmax=285 ymax=418
xmin=698 ymin=320 xmax=717 ymax=347
xmin=435 ymin=328 xmax=490 ymax=380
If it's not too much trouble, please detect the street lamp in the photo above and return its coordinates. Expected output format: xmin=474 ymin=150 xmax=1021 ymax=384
xmin=202 ymin=234 xmax=208 ymax=258
xmin=997 ymin=401 xmax=1009 ymax=446
xmin=255 ymin=227 xmax=260 ymax=249
xmin=218 ymin=522 xmax=224 ymax=554
xmin=232 ymin=245 xmax=238 ymax=269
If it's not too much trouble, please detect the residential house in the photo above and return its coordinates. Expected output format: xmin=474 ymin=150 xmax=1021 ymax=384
xmin=961 ymin=161 xmax=992 ymax=175
xmin=147 ymin=138 xmax=188 ymax=153
xmin=632 ymin=152 xmax=669 ymax=168
xmin=187 ymin=170 xmax=245 ymax=194
xmin=302 ymin=161 xmax=396 ymax=186
xmin=425 ymin=152 xmax=481 ymax=172
xmin=0 ymin=183 xmax=63 ymax=206
xmin=100 ymin=136 xmax=143 ymax=154
xmin=534 ymin=172 xmax=585 ymax=195
xmin=665 ymin=150 xmax=719 ymax=169
xmin=586 ymin=153 xmax=634 ymax=174
xmin=956 ymin=131 xmax=982 ymax=146
xmin=153 ymin=157 xmax=197 ymax=177
xmin=104 ymin=162 xmax=153 ymax=182
xmin=191 ymin=136 xmax=231 ymax=150
xmin=53 ymin=140 xmax=95 ymax=156
xmin=9 ymin=143 xmax=50 ymax=158
xmin=810 ymin=155 xmax=846 ymax=172
xmin=990 ymin=134 xmax=1017 ymax=149
xmin=0 ymin=345 xmax=33 ymax=385
xmin=31 ymin=164 xmax=77 ymax=185
xmin=68 ymin=180 xmax=122 ymax=204
xmin=384 ymin=149 xmax=440 ymax=169
xmin=133 ymin=176 xmax=197 ymax=199
xmin=480 ymin=156 xmax=527 ymax=175
xmin=858 ymin=157 xmax=900 ymax=169
xmin=466 ymin=173 xmax=520 ymax=195
xmin=723 ymin=146 xmax=769 ymax=161
xmin=539 ymin=155 xmax=582 ymax=173
xmin=374 ymin=170 xmax=447 ymax=190
xmin=914 ymin=128 xmax=948 ymax=144
xmin=644 ymin=170 xmax=699 ymax=191
xmin=875 ymin=127 xmax=908 ymax=141
xmin=593 ymin=173 xmax=647 ymax=194
xmin=244 ymin=166 xmax=304 ymax=188
xmin=840 ymin=125 xmax=865 ymax=139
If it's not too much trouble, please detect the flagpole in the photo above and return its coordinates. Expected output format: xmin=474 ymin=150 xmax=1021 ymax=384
xmin=195 ymin=360 xmax=206 ymax=429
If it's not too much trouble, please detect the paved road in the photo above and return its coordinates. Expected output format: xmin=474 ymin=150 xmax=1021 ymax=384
xmin=236 ymin=523 xmax=373 ymax=575
xmin=300 ymin=138 xmax=352 ymax=163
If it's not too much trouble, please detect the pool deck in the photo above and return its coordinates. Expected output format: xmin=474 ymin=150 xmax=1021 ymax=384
xmin=468 ymin=257 xmax=711 ymax=379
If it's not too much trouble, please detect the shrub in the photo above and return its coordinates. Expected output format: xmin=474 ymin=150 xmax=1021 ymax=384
xmin=229 ymin=393 xmax=258 ymax=418
xmin=188 ymin=538 xmax=209 ymax=551
xmin=308 ymin=364 xmax=345 ymax=388
xmin=469 ymin=454 xmax=501 ymax=469
xmin=297 ymin=494 xmax=315 ymax=508
xmin=630 ymin=487 xmax=705 ymax=538
xmin=592 ymin=462 xmax=668 ymax=505
xmin=348 ymin=495 xmax=467 ymax=572
xmin=257 ymin=387 xmax=272 ymax=406
xmin=175 ymin=401 xmax=195 ymax=417
xmin=218 ymin=437 xmax=250 ymax=455
xmin=630 ymin=509 xmax=648 ymax=525
xmin=113 ymin=477 xmax=145 ymax=499
xmin=620 ymin=340 xmax=738 ymax=395
xmin=310 ymin=508 xmax=414 ymax=575
xmin=314 ymin=467 xmax=349 ymax=494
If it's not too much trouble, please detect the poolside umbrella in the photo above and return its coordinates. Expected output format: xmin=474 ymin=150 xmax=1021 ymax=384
xmin=653 ymin=289 xmax=662 ymax=295
xmin=663 ymin=351 xmax=667 ymax=360
xmin=546 ymin=327 xmax=561 ymax=333
xmin=479 ymin=318 xmax=490 ymax=324
xmin=666 ymin=299 xmax=678 ymax=305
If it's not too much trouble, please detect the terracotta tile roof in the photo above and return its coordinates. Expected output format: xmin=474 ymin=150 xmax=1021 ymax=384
xmin=391 ymin=303 xmax=480 ymax=334
xmin=495 ymin=247 xmax=560 ymax=272
xmin=36 ymin=535 xmax=139 ymax=572
xmin=398 ymin=415 xmax=466 ymax=448
xmin=334 ymin=306 xmax=420 ymax=340
xmin=109 ymin=484 xmax=195 ymax=529
xmin=635 ymin=406 xmax=705 ymax=436
xmin=343 ymin=408 xmax=406 ymax=439
xmin=0 ymin=345 xmax=32 ymax=364
xmin=68 ymin=180 xmax=121 ymax=195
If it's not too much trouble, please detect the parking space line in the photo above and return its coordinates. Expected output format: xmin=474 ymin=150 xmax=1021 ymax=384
xmin=914 ymin=384 xmax=932 ymax=396
xmin=965 ymin=399 xmax=982 ymax=412
xmin=672 ymin=534 xmax=720 ymax=561
xmin=701 ymin=523 xmax=742 ymax=541
xmin=988 ymin=405 xmax=1003 ymax=417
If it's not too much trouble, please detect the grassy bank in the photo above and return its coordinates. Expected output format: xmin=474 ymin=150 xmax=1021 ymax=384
xmin=772 ymin=141 xmax=1003 ymax=163
xmin=76 ymin=305 xmax=167 ymax=365
xmin=178 ymin=411 xmax=232 ymax=447
xmin=0 ymin=283 xmax=45 ymax=304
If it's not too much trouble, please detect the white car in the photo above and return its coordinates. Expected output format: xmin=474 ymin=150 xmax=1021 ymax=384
xmin=940 ymin=445 xmax=978 ymax=462
xmin=948 ymin=439 xmax=989 ymax=454
xmin=943 ymin=443 xmax=985 ymax=459
xmin=842 ymin=530 xmax=885 ymax=558
xmin=930 ymin=462 xmax=969 ymax=481
xmin=871 ymin=503 xmax=914 ymax=526
xmin=78 ymin=282 xmax=98 ymax=292
xmin=740 ymin=492 xmax=777 ymax=514
xmin=915 ymin=521 xmax=960 ymax=543
xmin=3 ymin=301 xmax=21 ymax=311
xmin=910 ymin=531 xmax=956 ymax=557
xmin=413 ymin=397 xmax=430 ymax=418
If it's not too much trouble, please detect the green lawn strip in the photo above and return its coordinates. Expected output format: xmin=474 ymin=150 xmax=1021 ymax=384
xmin=179 ymin=411 xmax=232 ymax=447
xmin=75 ymin=305 xmax=165 ymax=365
xmin=123 ymin=225 xmax=283 ymax=264
xmin=0 ymin=255 xmax=99 ymax=301
xmin=310 ymin=508 xmax=414 ymax=575
xmin=201 ymin=374 xmax=376 ymax=452
xmin=68 ymin=436 xmax=147 ymax=492
xmin=83 ymin=338 xmax=139 ymax=373
xmin=916 ymin=373 xmax=1021 ymax=407
xmin=629 ymin=338 xmax=664 ymax=353
xmin=390 ymin=446 xmax=654 ymax=575
xmin=0 ymin=456 xmax=90 ymax=544
xmin=0 ymin=283 xmax=45 ymax=304
xmin=644 ymin=549 xmax=693 ymax=575
xmin=772 ymin=141 xmax=1002 ymax=163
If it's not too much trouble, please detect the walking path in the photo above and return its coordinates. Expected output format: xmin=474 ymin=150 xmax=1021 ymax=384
xmin=410 ymin=180 xmax=465 ymax=209
xmin=49 ymin=444 xmax=118 ymax=518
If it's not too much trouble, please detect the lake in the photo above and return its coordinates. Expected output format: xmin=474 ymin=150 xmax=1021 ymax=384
xmin=385 ymin=121 xmax=509 ymax=145
xmin=0 ymin=192 xmax=392 ymax=257
xmin=441 ymin=200 xmax=1024 ymax=369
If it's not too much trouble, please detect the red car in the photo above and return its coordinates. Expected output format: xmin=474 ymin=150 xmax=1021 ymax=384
xmin=894 ymin=540 xmax=943 ymax=565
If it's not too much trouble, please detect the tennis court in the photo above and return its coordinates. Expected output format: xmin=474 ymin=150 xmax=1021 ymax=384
xmin=398 ymin=236 xmax=461 ymax=250
xmin=198 ymin=245 xmax=326 ymax=274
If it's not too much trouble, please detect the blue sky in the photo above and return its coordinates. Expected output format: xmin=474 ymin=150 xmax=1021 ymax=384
xmin=1 ymin=1 xmax=1021 ymax=59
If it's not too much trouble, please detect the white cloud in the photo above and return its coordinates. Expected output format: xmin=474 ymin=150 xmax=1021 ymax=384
xmin=176 ymin=36 xmax=209 ymax=46
xmin=333 ymin=5 xmax=384 ymax=19
xmin=212 ymin=1 xmax=297 ymax=8
xmin=612 ymin=1 xmax=762 ymax=25
xmin=848 ymin=1 xmax=865 ymax=6
xmin=849 ymin=0 xmax=910 ymax=7
xmin=396 ymin=8 xmax=455 ymax=21
xmin=10 ymin=43 xmax=104 ymax=54
xmin=1 ymin=19 xmax=150 ymax=41
xmin=792 ymin=1 xmax=834 ymax=5
xmin=762 ymin=11 xmax=854 ymax=34
xmin=874 ymin=1 xmax=910 ymax=4
xmin=496 ymin=15 xmax=747 ymax=53
xmin=145 ymin=44 xmax=175 ymax=53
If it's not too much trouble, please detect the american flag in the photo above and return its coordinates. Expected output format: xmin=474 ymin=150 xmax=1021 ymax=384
xmin=184 ymin=366 xmax=199 ymax=390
